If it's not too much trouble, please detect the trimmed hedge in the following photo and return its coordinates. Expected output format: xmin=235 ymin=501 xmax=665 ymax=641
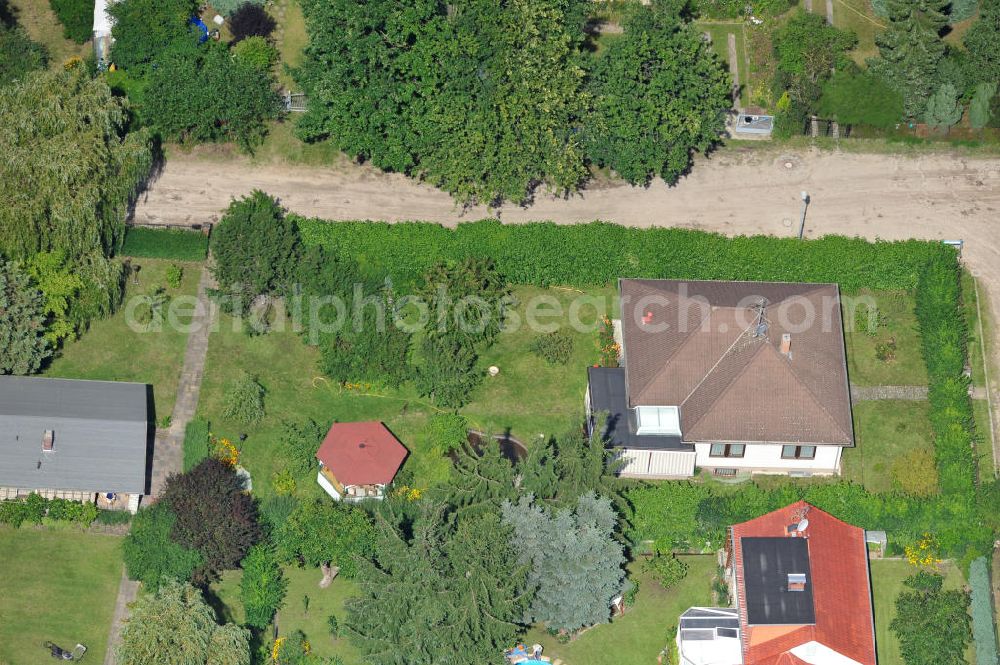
xmin=0 ymin=494 xmax=99 ymax=527
xmin=969 ymin=557 xmax=999 ymax=665
xmin=296 ymin=219 xmax=950 ymax=291
xmin=120 ymin=227 xmax=209 ymax=261
xmin=916 ymin=255 xmax=977 ymax=498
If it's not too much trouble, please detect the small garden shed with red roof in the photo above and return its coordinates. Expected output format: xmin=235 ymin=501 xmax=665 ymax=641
xmin=315 ymin=421 xmax=408 ymax=502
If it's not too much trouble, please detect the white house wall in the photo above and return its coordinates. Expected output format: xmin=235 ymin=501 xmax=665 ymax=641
xmin=694 ymin=442 xmax=842 ymax=474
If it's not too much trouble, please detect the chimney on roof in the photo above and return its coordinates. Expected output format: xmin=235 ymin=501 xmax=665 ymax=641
xmin=780 ymin=333 xmax=792 ymax=357
xmin=42 ymin=430 xmax=54 ymax=452
xmin=642 ymin=310 xmax=654 ymax=325
xmin=787 ymin=573 xmax=807 ymax=592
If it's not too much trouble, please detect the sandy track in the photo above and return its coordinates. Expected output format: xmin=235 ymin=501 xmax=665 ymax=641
xmin=133 ymin=147 xmax=1000 ymax=446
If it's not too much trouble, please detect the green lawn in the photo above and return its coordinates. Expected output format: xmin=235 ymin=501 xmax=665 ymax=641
xmin=43 ymin=258 xmax=202 ymax=423
xmin=844 ymin=290 xmax=927 ymax=387
xmin=0 ymin=528 xmax=123 ymax=665
xmin=272 ymin=0 xmax=308 ymax=89
xmin=829 ymin=0 xmax=885 ymax=63
xmin=695 ymin=22 xmax=748 ymax=100
xmin=962 ymin=270 xmax=993 ymax=391
xmin=842 ymin=400 xmax=936 ymax=493
xmin=197 ymin=285 xmax=612 ymax=497
xmin=210 ymin=566 xmax=361 ymax=663
xmin=974 ymin=398 xmax=996 ymax=482
xmin=869 ymin=559 xmax=970 ymax=665
xmin=521 ymin=556 xmax=716 ymax=665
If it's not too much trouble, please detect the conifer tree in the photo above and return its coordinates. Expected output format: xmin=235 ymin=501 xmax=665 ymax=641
xmin=870 ymin=0 xmax=948 ymax=118
xmin=502 ymin=493 xmax=626 ymax=632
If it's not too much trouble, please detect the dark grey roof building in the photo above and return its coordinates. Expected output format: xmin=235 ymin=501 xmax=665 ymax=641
xmin=0 ymin=376 xmax=149 ymax=497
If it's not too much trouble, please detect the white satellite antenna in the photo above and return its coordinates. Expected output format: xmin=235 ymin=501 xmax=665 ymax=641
xmin=796 ymin=517 xmax=809 ymax=533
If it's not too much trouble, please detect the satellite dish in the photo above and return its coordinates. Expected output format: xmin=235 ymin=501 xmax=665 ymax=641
xmin=797 ymin=518 xmax=809 ymax=532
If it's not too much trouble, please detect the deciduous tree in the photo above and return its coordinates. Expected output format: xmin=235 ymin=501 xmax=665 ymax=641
xmin=109 ymin=0 xmax=196 ymax=72
xmin=143 ymin=41 xmax=282 ymax=149
xmin=211 ymin=191 xmax=301 ymax=313
xmin=163 ymin=458 xmax=263 ymax=578
xmin=891 ymin=572 xmax=971 ymax=665
xmin=122 ymin=503 xmax=203 ymax=590
xmin=587 ymin=0 xmax=731 ymax=186
xmin=0 ymin=68 xmax=151 ymax=261
xmin=277 ymin=500 xmax=374 ymax=577
xmin=118 ymin=580 xmax=251 ymax=665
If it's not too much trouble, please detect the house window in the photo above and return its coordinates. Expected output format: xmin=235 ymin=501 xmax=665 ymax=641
xmin=635 ymin=406 xmax=681 ymax=436
xmin=781 ymin=445 xmax=816 ymax=460
xmin=710 ymin=443 xmax=745 ymax=458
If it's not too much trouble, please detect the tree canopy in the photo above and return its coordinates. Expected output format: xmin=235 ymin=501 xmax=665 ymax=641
xmin=211 ymin=191 xmax=302 ymax=313
xmin=118 ymin=580 xmax=251 ymax=665
xmin=0 ymin=259 xmax=51 ymax=375
xmin=502 ymin=493 xmax=626 ymax=632
xmin=277 ymin=499 xmax=375 ymax=576
xmin=890 ymin=572 xmax=971 ymax=665
xmin=346 ymin=509 xmax=527 ymax=664
xmin=163 ymin=458 xmax=263 ymax=579
xmin=295 ymin=0 xmax=730 ymax=203
xmin=870 ymin=0 xmax=949 ymax=118
xmin=122 ymin=503 xmax=204 ymax=589
xmin=587 ymin=0 xmax=730 ymax=186
xmin=964 ymin=0 xmax=1000 ymax=84
xmin=0 ymin=68 xmax=151 ymax=261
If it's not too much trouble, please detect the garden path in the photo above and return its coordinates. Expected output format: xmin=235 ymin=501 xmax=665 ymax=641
xmin=104 ymin=261 xmax=217 ymax=665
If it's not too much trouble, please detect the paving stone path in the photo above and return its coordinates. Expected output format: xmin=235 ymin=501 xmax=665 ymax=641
xmin=104 ymin=261 xmax=216 ymax=665
xmin=149 ymin=263 xmax=217 ymax=497
xmin=850 ymin=384 xmax=929 ymax=401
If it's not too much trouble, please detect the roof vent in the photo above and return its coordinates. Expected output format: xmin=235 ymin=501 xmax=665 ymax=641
xmin=42 ymin=430 xmax=54 ymax=452
xmin=787 ymin=573 xmax=807 ymax=591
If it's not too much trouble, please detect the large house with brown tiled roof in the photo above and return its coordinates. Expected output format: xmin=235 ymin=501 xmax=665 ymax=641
xmin=585 ymin=279 xmax=854 ymax=478
xmin=677 ymin=502 xmax=877 ymax=665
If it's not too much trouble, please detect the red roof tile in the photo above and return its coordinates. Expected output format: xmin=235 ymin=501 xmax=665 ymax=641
xmin=732 ymin=501 xmax=876 ymax=665
xmin=315 ymin=422 xmax=408 ymax=486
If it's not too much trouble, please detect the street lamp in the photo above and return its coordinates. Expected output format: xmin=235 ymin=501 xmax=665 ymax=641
xmin=797 ymin=191 xmax=810 ymax=240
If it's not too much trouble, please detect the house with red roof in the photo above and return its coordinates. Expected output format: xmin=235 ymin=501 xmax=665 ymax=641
xmin=315 ymin=422 xmax=408 ymax=502
xmin=677 ymin=501 xmax=877 ymax=665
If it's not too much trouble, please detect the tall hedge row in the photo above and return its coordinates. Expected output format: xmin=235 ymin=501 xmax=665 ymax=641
xmin=916 ymin=255 xmax=978 ymax=498
xmin=296 ymin=219 xmax=950 ymax=291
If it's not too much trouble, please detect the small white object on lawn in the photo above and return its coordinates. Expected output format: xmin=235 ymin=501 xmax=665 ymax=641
xmin=213 ymin=14 xmax=224 ymax=25
xmin=488 ymin=365 xmax=500 ymax=376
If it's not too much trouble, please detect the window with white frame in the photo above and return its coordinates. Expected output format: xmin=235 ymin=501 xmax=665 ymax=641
xmin=635 ymin=406 xmax=681 ymax=435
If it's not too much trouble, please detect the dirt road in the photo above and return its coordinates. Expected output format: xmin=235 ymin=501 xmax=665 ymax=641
xmin=133 ymin=147 xmax=1000 ymax=446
